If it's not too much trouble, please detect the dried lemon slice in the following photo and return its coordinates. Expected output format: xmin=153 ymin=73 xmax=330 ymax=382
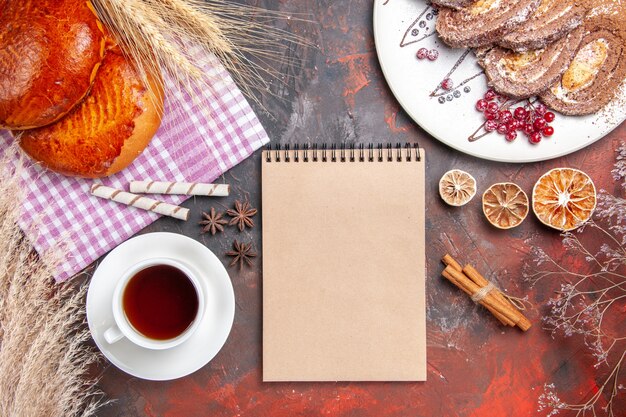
xmin=482 ymin=183 xmax=529 ymax=229
xmin=532 ymin=168 xmax=596 ymax=231
xmin=439 ymin=169 xmax=477 ymax=206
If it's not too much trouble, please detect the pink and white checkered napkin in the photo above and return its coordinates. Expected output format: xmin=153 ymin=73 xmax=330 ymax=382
xmin=0 ymin=52 xmax=269 ymax=281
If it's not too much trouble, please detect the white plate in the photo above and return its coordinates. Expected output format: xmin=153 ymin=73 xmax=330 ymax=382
xmin=86 ymin=232 xmax=235 ymax=381
xmin=373 ymin=0 xmax=626 ymax=163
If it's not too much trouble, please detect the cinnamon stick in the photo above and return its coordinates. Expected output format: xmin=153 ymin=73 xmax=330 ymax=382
xmin=442 ymin=269 xmax=512 ymax=326
xmin=442 ymin=254 xmax=512 ymax=326
xmin=462 ymin=264 xmax=532 ymax=331
xmin=444 ymin=266 xmax=522 ymax=326
xmin=442 ymin=253 xmax=532 ymax=331
xmin=442 ymin=253 xmax=463 ymax=273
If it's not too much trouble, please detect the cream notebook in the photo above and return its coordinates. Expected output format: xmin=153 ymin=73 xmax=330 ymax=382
xmin=262 ymin=144 xmax=426 ymax=382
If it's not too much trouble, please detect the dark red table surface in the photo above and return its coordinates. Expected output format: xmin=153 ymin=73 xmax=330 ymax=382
xmin=93 ymin=1 xmax=626 ymax=416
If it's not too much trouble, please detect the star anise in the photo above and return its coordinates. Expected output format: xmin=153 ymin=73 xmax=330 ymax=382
xmin=226 ymin=240 xmax=257 ymax=269
xmin=226 ymin=200 xmax=257 ymax=232
xmin=199 ymin=207 xmax=228 ymax=235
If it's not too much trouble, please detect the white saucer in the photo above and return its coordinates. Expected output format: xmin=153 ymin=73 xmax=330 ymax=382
xmin=86 ymin=232 xmax=235 ymax=381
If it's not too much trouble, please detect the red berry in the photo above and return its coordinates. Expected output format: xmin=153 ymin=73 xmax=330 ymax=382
xmin=441 ymin=78 xmax=454 ymax=90
xmin=498 ymin=110 xmax=513 ymax=123
xmin=514 ymin=107 xmax=527 ymax=120
xmin=506 ymin=120 xmax=519 ymax=132
xmin=484 ymin=90 xmax=497 ymax=101
xmin=416 ymin=48 xmax=428 ymax=60
xmin=544 ymin=111 xmax=555 ymax=122
xmin=505 ymin=131 xmax=517 ymax=142
xmin=476 ymin=99 xmax=488 ymax=112
xmin=427 ymin=49 xmax=439 ymax=61
xmin=487 ymin=102 xmax=499 ymax=113
xmin=485 ymin=120 xmax=498 ymax=132
xmin=525 ymin=110 xmax=533 ymax=121
xmin=529 ymin=132 xmax=542 ymax=144
xmin=534 ymin=103 xmax=547 ymax=115
xmin=497 ymin=123 xmax=508 ymax=134
xmin=523 ymin=123 xmax=535 ymax=135
xmin=533 ymin=118 xmax=547 ymax=131
xmin=485 ymin=110 xmax=498 ymax=121
xmin=542 ymin=126 xmax=554 ymax=137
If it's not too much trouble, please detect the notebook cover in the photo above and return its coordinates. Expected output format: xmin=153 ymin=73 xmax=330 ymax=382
xmin=262 ymin=147 xmax=426 ymax=381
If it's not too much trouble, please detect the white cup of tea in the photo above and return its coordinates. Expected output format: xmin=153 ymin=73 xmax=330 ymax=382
xmin=104 ymin=258 xmax=205 ymax=350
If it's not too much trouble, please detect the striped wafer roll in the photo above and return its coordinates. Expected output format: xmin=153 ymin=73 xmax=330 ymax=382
xmin=129 ymin=180 xmax=230 ymax=196
xmin=90 ymin=184 xmax=189 ymax=220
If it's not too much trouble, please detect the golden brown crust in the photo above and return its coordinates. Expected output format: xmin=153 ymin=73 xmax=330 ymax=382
xmin=0 ymin=0 xmax=106 ymax=129
xmin=18 ymin=49 xmax=163 ymax=178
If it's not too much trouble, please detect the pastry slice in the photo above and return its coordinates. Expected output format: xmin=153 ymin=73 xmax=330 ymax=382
xmin=435 ymin=0 xmax=541 ymax=48
xmin=540 ymin=19 xmax=626 ymax=115
xmin=479 ymin=26 xmax=584 ymax=98
xmin=430 ymin=0 xmax=476 ymax=11
xmin=498 ymin=0 xmax=585 ymax=52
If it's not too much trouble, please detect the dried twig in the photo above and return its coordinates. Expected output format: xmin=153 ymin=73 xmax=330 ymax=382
xmin=527 ymin=142 xmax=626 ymax=417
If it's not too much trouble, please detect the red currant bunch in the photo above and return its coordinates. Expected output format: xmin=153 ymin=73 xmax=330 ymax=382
xmin=475 ymin=90 xmax=556 ymax=144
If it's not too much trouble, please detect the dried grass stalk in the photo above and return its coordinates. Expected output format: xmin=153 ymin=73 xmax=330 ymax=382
xmin=0 ymin=149 xmax=104 ymax=417
xmin=91 ymin=0 xmax=311 ymax=108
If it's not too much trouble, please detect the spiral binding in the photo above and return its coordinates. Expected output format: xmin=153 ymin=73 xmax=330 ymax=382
xmin=265 ymin=143 xmax=421 ymax=163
